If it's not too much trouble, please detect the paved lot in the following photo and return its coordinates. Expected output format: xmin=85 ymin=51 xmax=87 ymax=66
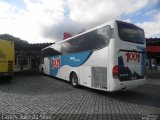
xmin=0 ymin=74 xmax=159 ymax=120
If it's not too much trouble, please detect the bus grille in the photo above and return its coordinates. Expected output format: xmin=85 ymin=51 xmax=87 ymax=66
xmin=8 ymin=61 xmax=13 ymax=72
xmin=91 ymin=67 xmax=107 ymax=89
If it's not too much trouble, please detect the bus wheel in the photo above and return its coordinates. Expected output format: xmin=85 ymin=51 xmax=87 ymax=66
xmin=70 ymin=73 xmax=79 ymax=88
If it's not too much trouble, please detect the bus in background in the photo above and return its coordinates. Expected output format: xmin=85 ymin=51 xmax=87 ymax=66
xmin=0 ymin=39 xmax=14 ymax=79
xmin=40 ymin=20 xmax=146 ymax=92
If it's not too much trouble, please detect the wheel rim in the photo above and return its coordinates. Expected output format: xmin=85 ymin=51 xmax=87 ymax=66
xmin=72 ymin=76 xmax=77 ymax=86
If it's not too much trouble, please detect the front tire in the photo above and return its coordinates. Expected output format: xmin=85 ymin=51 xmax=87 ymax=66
xmin=70 ymin=73 xmax=79 ymax=88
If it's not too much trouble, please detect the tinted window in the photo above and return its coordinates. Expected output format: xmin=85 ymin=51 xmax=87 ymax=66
xmin=83 ymin=31 xmax=94 ymax=50
xmin=94 ymin=26 xmax=110 ymax=49
xmin=67 ymin=36 xmax=85 ymax=53
xmin=43 ymin=25 xmax=111 ymax=56
xmin=53 ymin=36 xmax=85 ymax=54
xmin=117 ymin=21 xmax=145 ymax=44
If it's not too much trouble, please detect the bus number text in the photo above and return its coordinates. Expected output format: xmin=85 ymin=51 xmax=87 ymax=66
xmin=126 ymin=52 xmax=140 ymax=63
xmin=51 ymin=58 xmax=61 ymax=69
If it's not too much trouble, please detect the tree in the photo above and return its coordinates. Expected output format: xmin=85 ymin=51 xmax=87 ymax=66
xmin=0 ymin=34 xmax=29 ymax=50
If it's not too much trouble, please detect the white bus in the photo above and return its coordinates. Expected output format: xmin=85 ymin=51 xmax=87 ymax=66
xmin=40 ymin=20 xmax=146 ymax=91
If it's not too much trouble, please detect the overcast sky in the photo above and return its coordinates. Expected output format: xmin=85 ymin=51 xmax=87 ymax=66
xmin=0 ymin=0 xmax=160 ymax=43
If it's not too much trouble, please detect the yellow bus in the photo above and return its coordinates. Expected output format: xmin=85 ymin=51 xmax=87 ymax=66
xmin=0 ymin=39 xmax=14 ymax=78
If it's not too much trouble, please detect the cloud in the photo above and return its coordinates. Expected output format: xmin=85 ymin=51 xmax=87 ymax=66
xmin=41 ymin=18 xmax=83 ymax=40
xmin=150 ymin=0 xmax=159 ymax=4
xmin=138 ymin=21 xmax=160 ymax=38
xmin=155 ymin=12 xmax=160 ymax=21
xmin=0 ymin=0 xmax=159 ymax=43
xmin=42 ymin=0 xmax=149 ymax=41
xmin=67 ymin=0 xmax=148 ymax=28
xmin=137 ymin=11 xmax=160 ymax=38
xmin=0 ymin=0 xmax=65 ymax=43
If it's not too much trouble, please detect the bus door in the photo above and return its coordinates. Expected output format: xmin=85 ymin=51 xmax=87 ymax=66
xmin=81 ymin=66 xmax=91 ymax=87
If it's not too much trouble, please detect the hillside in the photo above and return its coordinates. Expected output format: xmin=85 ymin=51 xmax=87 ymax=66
xmin=0 ymin=34 xmax=29 ymax=50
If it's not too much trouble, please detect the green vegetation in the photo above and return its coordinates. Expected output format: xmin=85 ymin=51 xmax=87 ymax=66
xmin=0 ymin=34 xmax=28 ymax=45
xmin=0 ymin=34 xmax=29 ymax=50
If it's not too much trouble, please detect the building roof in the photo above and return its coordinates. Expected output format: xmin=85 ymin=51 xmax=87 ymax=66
xmin=146 ymin=38 xmax=160 ymax=46
xmin=15 ymin=43 xmax=54 ymax=51
xmin=146 ymin=38 xmax=160 ymax=53
xmin=147 ymin=46 xmax=160 ymax=53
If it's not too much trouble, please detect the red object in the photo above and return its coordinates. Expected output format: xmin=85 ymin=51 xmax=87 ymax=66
xmin=125 ymin=52 xmax=140 ymax=63
xmin=112 ymin=65 xmax=119 ymax=79
xmin=51 ymin=58 xmax=61 ymax=69
xmin=146 ymin=46 xmax=160 ymax=53
xmin=63 ymin=32 xmax=72 ymax=40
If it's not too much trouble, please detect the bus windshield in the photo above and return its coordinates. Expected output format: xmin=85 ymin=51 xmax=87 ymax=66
xmin=117 ymin=21 xmax=145 ymax=44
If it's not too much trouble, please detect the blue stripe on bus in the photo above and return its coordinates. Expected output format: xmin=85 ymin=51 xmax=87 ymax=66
xmin=49 ymin=51 xmax=93 ymax=76
xmin=136 ymin=46 xmax=146 ymax=75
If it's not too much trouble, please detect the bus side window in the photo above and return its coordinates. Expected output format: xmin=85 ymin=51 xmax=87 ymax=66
xmin=94 ymin=26 xmax=111 ymax=48
xmin=60 ymin=36 xmax=84 ymax=54
xmin=83 ymin=31 xmax=94 ymax=51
